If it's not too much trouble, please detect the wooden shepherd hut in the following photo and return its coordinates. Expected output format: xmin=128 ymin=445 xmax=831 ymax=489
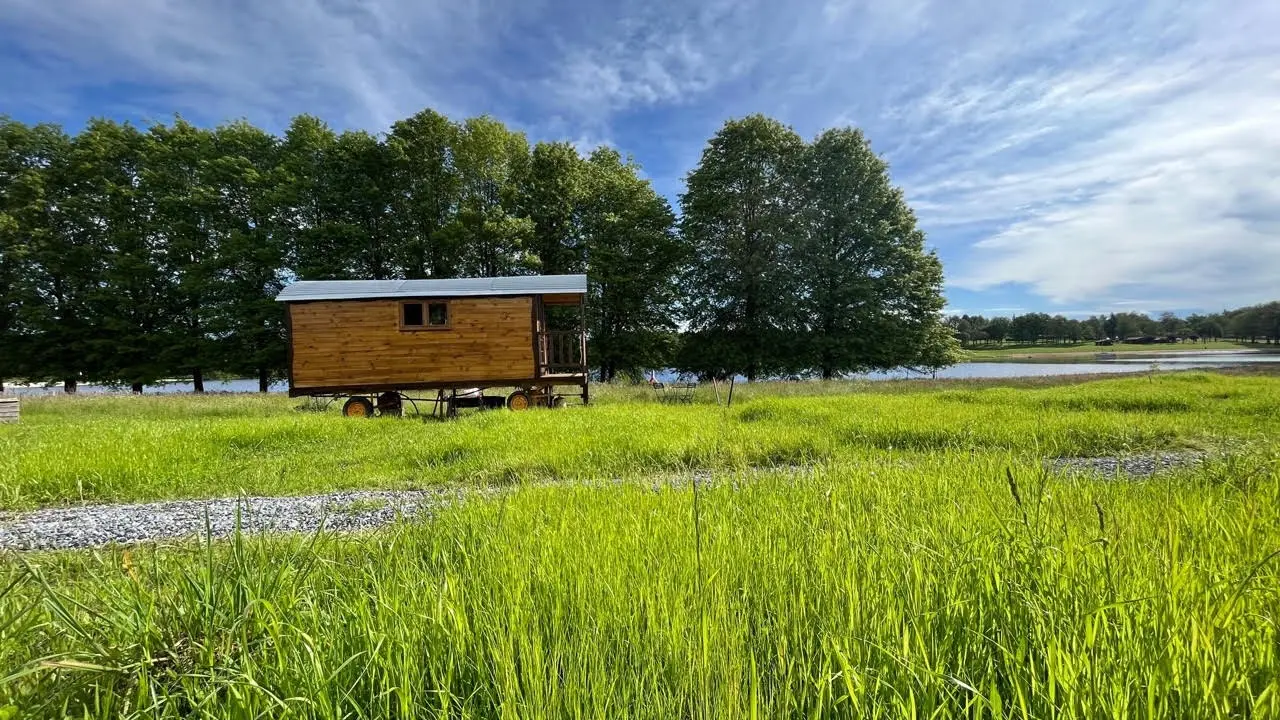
xmin=276 ymin=274 xmax=588 ymax=416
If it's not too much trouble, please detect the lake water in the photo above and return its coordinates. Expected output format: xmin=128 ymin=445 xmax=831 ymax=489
xmin=857 ymin=353 xmax=1280 ymax=381
xmin=4 ymin=379 xmax=291 ymax=396
xmin=4 ymin=352 xmax=1277 ymax=395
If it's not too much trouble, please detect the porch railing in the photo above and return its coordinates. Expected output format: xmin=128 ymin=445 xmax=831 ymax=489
xmin=538 ymin=331 xmax=587 ymax=375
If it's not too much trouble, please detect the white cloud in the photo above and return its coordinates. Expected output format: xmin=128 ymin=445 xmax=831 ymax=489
xmin=552 ymin=36 xmax=719 ymax=112
xmin=0 ymin=0 xmax=501 ymax=129
xmin=821 ymin=0 xmax=932 ymax=42
xmin=538 ymin=0 xmax=766 ymax=121
xmin=2 ymin=0 xmax=1276 ymax=312
xmin=879 ymin=1 xmax=1280 ymax=309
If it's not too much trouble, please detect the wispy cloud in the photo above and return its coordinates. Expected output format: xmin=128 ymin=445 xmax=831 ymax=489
xmin=536 ymin=0 xmax=776 ymax=124
xmin=0 ymin=0 xmax=505 ymax=129
xmin=1 ymin=0 xmax=1276 ymax=312
xmin=863 ymin=0 xmax=1280 ymax=309
xmin=549 ymin=31 xmax=721 ymax=112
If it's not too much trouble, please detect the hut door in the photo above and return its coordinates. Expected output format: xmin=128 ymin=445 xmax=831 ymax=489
xmin=535 ymin=295 xmax=587 ymax=377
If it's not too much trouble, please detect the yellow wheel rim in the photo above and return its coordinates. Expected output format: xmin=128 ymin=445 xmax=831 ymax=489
xmin=509 ymin=393 xmax=530 ymax=411
xmin=345 ymin=401 xmax=368 ymax=417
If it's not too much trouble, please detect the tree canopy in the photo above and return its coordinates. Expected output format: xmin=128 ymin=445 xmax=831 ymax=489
xmin=678 ymin=116 xmax=957 ymax=380
xmin=947 ymin=304 xmax=1280 ymax=346
xmin=1 ymin=109 xmax=976 ymax=390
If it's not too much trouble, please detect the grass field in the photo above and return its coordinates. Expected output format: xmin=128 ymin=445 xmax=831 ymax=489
xmin=3 ymin=372 xmax=1280 ymax=717
xmin=3 ymin=373 xmax=1280 ymax=510
xmin=963 ymin=340 xmax=1270 ymax=360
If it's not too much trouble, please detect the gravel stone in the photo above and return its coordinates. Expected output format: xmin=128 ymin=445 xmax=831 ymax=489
xmin=1047 ymin=452 xmax=1204 ymax=478
xmin=0 ymin=489 xmax=477 ymax=551
xmin=0 ymin=468 xmax=798 ymax=552
xmin=6 ymin=460 xmax=1114 ymax=551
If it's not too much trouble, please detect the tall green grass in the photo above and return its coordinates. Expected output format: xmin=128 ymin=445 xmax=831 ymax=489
xmin=2 ymin=374 xmax=1279 ymax=716
xmin=2 ymin=452 xmax=1278 ymax=717
xmin=3 ymin=372 xmax=1279 ymax=510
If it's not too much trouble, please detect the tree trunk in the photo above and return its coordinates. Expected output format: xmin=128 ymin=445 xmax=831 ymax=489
xmin=131 ymin=382 xmax=143 ymax=394
xmin=192 ymin=368 xmax=204 ymax=393
xmin=63 ymin=378 xmax=77 ymax=394
xmin=258 ymin=367 xmax=270 ymax=393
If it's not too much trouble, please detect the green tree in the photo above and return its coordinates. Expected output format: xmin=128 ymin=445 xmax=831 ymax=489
xmin=87 ymin=120 xmax=166 ymax=392
xmin=945 ymin=315 xmax=973 ymax=346
xmin=580 ymin=148 xmax=685 ymax=380
xmin=1103 ymin=313 xmax=1118 ymax=340
xmin=985 ymin=316 xmax=1011 ymax=344
xmin=1046 ymin=315 xmax=1069 ymax=343
xmin=205 ymin=121 xmax=287 ymax=391
xmin=278 ymin=115 xmax=345 ymax=280
xmin=524 ymin=141 xmax=586 ymax=275
xmin=327 ymin=130 xmax=398 ymax=279
xmin=386 ymin=109 xmax=461 ymax=278
xmin=1228 ymin=302 xmax=1280 ymax=343
xmin=1111 ymin=312 xmax=1151 ymax=339
xmin=140 ymin=118 xmax=219 ymax=391
xmin=1186 ymin=313 xmax=1213 ymax=340
xmin=1197 ymin=314 xmax=1226 ymax=340
xmin=1010 ymin=313 xmax=1050 ymax=343
xmin=1083 ymin=315 xmax=1107 ymax=340
xmin=912 ymin=322 xmax=965 ymax=376
xmin=447 ymin=117 xmax=534 ymax=277
xmin=679 ymin=115 xmax=804 ymax=380
xmin=0 ymin=119 xmax=68 ymax=389
xmin=1263 ymin=302 xmax=1280 ymax=344
xmin=1228 ymin=309 xmax=1260 ymax=342
xmin=17 ymin=120 xmax=147 ymax=391
xmin=791 ymin=127 xmax=954 ymax=378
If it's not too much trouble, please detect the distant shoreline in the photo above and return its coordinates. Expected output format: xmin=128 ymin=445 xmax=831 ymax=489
xmin=966 ymin=345 xmax=1280 ymax=362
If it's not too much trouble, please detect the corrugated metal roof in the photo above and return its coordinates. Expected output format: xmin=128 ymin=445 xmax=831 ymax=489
xmin=275 ymin=274 xmax=588 ymax=302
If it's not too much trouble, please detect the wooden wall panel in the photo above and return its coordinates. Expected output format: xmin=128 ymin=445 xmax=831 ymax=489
xmin=290 ymin=297 xmax=535 ymax=388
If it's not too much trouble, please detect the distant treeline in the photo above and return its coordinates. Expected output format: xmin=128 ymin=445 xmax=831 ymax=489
xmin=0 ymin=111 xmax=952 ymax=391
xmin=947 ymin=304 xmax=1280 ymax=346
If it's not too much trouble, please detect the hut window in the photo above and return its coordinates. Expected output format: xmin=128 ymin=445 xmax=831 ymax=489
xmin=401 ymin=302 xmax=425 ymax=328
xmin=427 ymin=302 xmax=448 ymax=327
xmin=400 ymin=301 xmax=450 ymax=330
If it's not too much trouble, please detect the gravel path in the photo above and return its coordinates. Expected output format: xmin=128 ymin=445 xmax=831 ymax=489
xmin=0 ymin=489 xmax=478 ymax=551
xmin=1047 ymin=452 xmax=1205 ymax=477
xmin=0 ymin=457 xmax=1203 ymax=551
xmin=0 ymin=471 xmax=729 ymax=552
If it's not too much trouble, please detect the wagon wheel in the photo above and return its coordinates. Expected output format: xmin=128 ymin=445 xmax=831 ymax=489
xmin=342 ymin=396 xmax=375 ymax=418
xmin=506 ymin=390 xmax=532 ymax=411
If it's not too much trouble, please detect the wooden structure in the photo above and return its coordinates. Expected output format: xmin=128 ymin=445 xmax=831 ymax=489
xmin=277 ymin=275 xmax=589 ymax=416
xmin=0 ymin=398 xmax=17 ymax=423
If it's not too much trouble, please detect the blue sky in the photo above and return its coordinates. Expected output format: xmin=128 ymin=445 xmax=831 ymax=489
xmin=2 ymin=0 xmax=1278 ymax=317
